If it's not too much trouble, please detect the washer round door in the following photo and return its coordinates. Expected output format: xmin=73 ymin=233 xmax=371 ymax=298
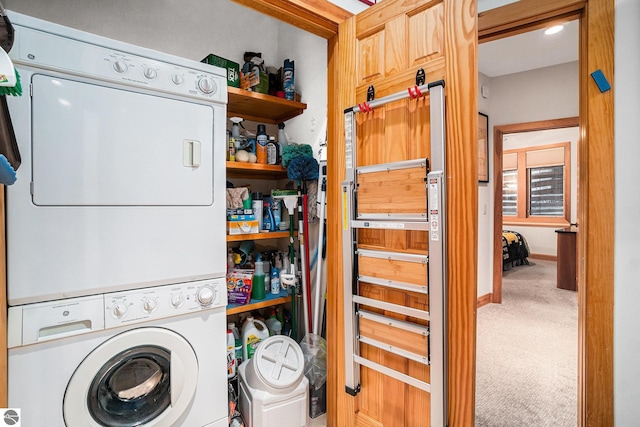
xmin=64 ymin=327 xmax=198 ymax=427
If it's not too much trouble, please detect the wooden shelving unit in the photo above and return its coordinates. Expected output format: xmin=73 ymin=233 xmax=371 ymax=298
xmin=226 ymin=289 xmax=291 ymax=316
xmin=227 ymin=87 xmax=306 ymax=124
xmin=226 ymin=231 xmax=292 ymax=242
xmin=226 ymin=161 xmax=288 ymax=180
xmin=225 ymin=85 xmax=306 ymax=316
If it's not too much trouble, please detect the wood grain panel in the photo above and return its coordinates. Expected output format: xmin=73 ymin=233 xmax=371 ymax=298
xmin=359 ymin=308 xmax=429 ymax=357
xmin=442 ymin=0 xmax=478 ymax=425
xmin=357 ymin=229 xmax=430 ymax=254
xmin=409 ymin=3 xmax=444 ymax=65
xmin=231 ymin=0 xmax=351 ymax=38
xmin=358 ymin=32 xmax=385 ymax=84
xmin=356 ymin=109 xmax=385 ymax=168
xmin=355 ymin=0 xmax=442 ymax=38
xmin=384 ymin=16 xmax=408 ymax=77
xmin=357 ymin=167 xmax=428 ymax=215
xmin=582 ymin=0 xmax=615 ymax=425
xmin=356 ymin=57 xmax=446 ymax=101
xmin=383 ymin=101 xmax=410 ymax=161
xmin=328 ymin=16 xmax=355 ymax=427
xmin=477 ymin=0 xmax=585 ymax=41
xmin=358 ymin=255 xmax=428 ymax=287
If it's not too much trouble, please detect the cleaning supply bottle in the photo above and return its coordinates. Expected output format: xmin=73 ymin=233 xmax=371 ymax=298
xmin=242 ymin=316 xmax=269 ymax=360
xmin=283 ymin=59 xmax=295 ymax=101
xmin=270 ymin=261 xmax=281 ymax=294
xmin=229 ymin=322 xmax=243 ymax=367
xmin=252 ymin=255 xmax=266 ymax=300
xmin=262 ymin=196 xmax=276 ymax=231
xmin=265 ymin=309 xmax=282 ymax=336
xmin=251 ymin=192 xmax=263 ymax=230
xmin=226 ymin=328 xmax=236 ymax=378
xmin=267 ymin=136 xmax=278 ymax=165
xmin=277 ymin=122 xmax=287 ymax=165
xmin=256 ymin=124 xmax=268 ymax=164
xmin=227 ymin=248 xmax=235 ymax=272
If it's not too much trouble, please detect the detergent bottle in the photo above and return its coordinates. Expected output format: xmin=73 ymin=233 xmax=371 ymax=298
xmin=242 ymin=316 xmax=269 ymax=361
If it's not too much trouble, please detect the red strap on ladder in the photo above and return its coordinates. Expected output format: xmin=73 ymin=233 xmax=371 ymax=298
xmin=358 ymin=102 xmax=373 ymax=113
xmin=407 ymin=85 xmax=423 ymax=99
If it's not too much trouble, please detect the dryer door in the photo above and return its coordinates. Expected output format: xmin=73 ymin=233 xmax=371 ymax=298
xmin=64 ymin=327 xmax=198 ymax=427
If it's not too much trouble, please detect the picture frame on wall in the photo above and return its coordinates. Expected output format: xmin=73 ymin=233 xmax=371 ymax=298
xmin=478 ymin=112 xmax=489 ymax=182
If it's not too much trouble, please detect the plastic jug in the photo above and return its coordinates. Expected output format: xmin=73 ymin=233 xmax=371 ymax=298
xmin=252 ymin=256 xmax=266 ymax=301
xmin=227 ymin=329 xmax=237 ymax=378
xmin=242 ymin=316 xmax=269 ymax=361
xmin=229 ymin=322 xmax=243 ymax=367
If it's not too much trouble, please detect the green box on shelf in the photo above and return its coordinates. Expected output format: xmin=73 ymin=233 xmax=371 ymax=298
xmin=201 ymin=54 xmax=240 ymax=88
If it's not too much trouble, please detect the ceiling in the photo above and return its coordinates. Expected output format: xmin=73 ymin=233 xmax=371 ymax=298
xmin=478 ymin=19 xmax=579 ymax=78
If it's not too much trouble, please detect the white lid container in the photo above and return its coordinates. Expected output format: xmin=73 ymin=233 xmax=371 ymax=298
xmin=244 ymin=335 xmax=304 ymax=393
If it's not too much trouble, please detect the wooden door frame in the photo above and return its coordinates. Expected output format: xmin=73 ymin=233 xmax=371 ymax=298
xmin=481 ymin=0 xmax=614 ymax=425
xmin=235 ymin=0 xmax=614 ymax=425
xmin=492 ymin=116 xmax=579 ymax=304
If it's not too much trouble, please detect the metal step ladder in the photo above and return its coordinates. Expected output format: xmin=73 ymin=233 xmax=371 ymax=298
xmin=341 ymin=80 xmax=447 ymax=426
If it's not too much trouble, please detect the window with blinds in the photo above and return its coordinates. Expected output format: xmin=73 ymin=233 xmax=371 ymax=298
xmin=502 ymin=142 xmax=570 ymax=224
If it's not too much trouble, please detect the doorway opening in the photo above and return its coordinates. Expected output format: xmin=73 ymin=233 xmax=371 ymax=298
xmin=477 ymin=15 xmax=580 ymax=425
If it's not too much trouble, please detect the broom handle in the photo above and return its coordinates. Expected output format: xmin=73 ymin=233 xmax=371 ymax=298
xmin=303 ymin=192 xmax=313 ymax=334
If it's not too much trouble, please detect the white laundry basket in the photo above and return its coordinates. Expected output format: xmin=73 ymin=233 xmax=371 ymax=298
xmin=238 ymin=335 xmax=308 ymax=427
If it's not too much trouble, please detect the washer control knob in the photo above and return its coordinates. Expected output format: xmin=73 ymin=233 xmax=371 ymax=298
xmin=197 ymin=77 xmax=216 ymax=95
xmin=171 ymin=294 xmax=184 ymax=308
xmin=113 ymin=60 xmax=128 ymax=74
xmin=171 ymin=74 xmax=184 ymax=86
xmin=196 ymin=286 xmax=216 ymax=306
xmin=143 ymin=67 xmax=157 ymax=80
xmin=112 ymin=304 xmax=128 ymax=318
xmin=142 ymin=298 xmax=158 ymax=313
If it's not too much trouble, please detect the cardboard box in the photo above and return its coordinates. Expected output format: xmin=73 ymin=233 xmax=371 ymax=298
xmin=201 ymin=54 xmax=240 ymax=88
xmin=227 ymin=269 xmax=253 ymax=305
xmin=240 ymin=70 xmax=269 ymax=94
xmin=227 ymin=220 xmax=260 ymax=235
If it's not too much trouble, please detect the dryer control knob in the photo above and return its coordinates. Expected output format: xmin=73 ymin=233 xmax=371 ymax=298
xmin=143 ymin=67 xmax=157 ymax=80
xmin=171 ymin=74 xmax=185 ymax=86
xmin=113 ymin=60 xmax=128 ymax=74
xmin=196 ymin=286 xmax=216 ymax=306
xmin=171 ymin=294 xmax=184 ymax=308
xmin=197 ymin=77 xmax=217 ymax=95
xmin=142 ymin=298 xmax=158 ymax=313
xmin=112 ymin=304 xmax=128 ymax=318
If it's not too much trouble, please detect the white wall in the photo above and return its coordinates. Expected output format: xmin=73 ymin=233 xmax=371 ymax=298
xmin=477 ymin=72 xmax=493 ymax=298
xmin=3 ymin=0 xmax=327 ymax=154
xmin=614 ymin=0 xmax=640 ymax=423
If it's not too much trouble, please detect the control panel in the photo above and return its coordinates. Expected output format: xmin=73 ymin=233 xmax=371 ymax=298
xmin=104 ymin=279 xmax=226 ymax=328
xmin=12 ymin=25 xmax=226 ymax=103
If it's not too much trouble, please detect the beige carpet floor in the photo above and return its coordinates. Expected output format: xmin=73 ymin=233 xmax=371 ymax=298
xmin=475 ymin=259 xmax=578 ymax=426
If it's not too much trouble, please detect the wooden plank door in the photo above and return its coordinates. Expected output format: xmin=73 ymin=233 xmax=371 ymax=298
xmin=328 ymin=0 xmax=477 ymax=425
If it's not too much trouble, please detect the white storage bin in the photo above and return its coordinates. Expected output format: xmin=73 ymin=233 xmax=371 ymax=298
xmin=239 ymin=335 xmax=308 ymax=427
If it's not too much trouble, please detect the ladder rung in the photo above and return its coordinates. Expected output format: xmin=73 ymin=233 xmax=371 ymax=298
xmin=358 ymin=275 xmax=428 ymax=294
xmin=354 ymin=355 xmax=431 ymax=392
xmin=358 ymin=309 xmax=429 ymax=336
xmin=352 ymin=295 xmax=429 ymax=321
xmin=351 ymin=219 xmax=429 ymax=231
xmin=358 ymin=336 xmax=429 ymax=365
xmin=357 ymin=248 xmax=428 ymax=264
xmin=356 ymin=158 xmax=428 ymax=174
xmin=356 ymin=213 xmax=427 ymax=221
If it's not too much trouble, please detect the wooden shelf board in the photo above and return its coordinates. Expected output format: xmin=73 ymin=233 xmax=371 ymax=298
xmin=227 ymin=87 xmax=307 ymax=124
xmin=227 ymin=231 xmax=293 ymax=242
xmin=226 ymin=290 xmax=291 ymax=315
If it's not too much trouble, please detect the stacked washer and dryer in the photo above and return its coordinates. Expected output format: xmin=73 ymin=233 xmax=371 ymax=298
xmin=5 ymin=11 xmax=229 ymax=427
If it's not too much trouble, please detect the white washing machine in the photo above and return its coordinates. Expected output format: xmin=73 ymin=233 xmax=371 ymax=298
xmin=7 ymin=279 xmax=228 ymax=427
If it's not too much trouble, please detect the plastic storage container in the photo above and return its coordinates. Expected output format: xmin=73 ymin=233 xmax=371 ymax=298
xmin=238 ymin=335 xmax=308 ymax=427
